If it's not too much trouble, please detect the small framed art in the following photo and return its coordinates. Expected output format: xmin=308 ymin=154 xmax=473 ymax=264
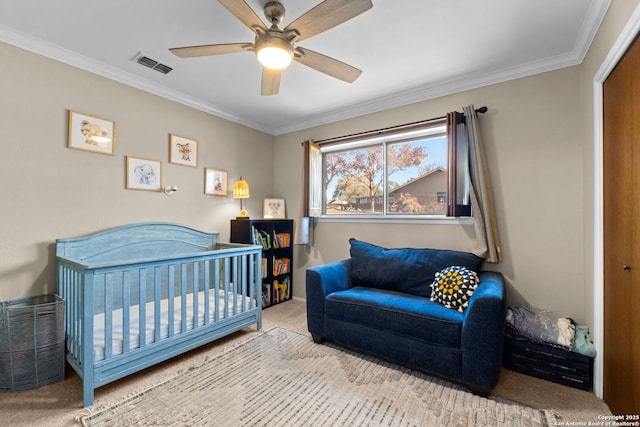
xmin=126 ymin=156 xmax=162 ymax=192
xmin=205 ymin=168 xmax=228 ymax=196
xmin=169 ymin=134 xmax=198 ymax=167
xmin=263 ymin=198 xmax=286 ymax=219
xmin=68 ymin=111 xmax=115 ymax=155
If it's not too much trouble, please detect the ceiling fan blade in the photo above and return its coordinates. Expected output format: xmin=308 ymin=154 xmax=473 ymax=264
xmin=285 ymin=0 xmax=372 ymax=42
xmin=170 ymin=43 xmax=250 ymax=58
xmin=261 ymin=68 xmax=282 ymax=96
xmin=218 ymin=0 xmax=267 ymax=34
xmin=295 ymin=47 xmax=362 ymax=83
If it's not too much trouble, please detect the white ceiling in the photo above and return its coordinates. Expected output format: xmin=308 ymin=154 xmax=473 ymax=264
xmin=0 ymin=0 xmax=610 ymax=135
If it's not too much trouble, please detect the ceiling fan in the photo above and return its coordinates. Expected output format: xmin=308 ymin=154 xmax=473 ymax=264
xmin=169 ymin=0 xmax=373 ymax=96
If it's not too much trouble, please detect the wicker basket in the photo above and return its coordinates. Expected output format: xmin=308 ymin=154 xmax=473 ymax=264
xmin=0 ymin=294 xmax=65 ymax=391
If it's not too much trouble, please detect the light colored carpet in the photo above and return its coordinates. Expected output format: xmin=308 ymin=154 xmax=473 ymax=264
xmin=81 ymin=327 xmax=555 ymax=427
xmin=0 ymin=299 xmax=612 ymax=426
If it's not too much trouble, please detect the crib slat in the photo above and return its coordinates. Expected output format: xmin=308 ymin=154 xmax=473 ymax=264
xmin=153 ymin=266 xmax=161 ymax=343
xmin=82 ymin=272 xmax=95 ymax=406
xmin=181 ymin=263 xmax=187 ymax=333
xmin=214 ymin=258 xmax=220 ymax=322
xmin=192 ymin=261 xmax=199 ymax=330
xmin=243 ymin=254 xmax=248 ymax=310
xmin=203 ymin=261 xmax=210 ymax=325
xmin=249 ymin=253 xmax=255 ymax=309
xmin=168 ymin=265 xmax=175 ymax=337
xmin=60 ymin=266 xmax=71 ymax=357
xmin=59 ymin=266 xmax=70 ymax=355
xmin=123 ymin=271 xmax=131 ymax=354
xmin=73 ymin=269 xmax=80 ymax=358
xmin=224 ymin=257 xmax=230 ymax=318
xmin=232 ymin=256 xmax=238 ymax=315
xmin=139 ymin=269 xmax=147 ymax=348
xmin=240 ymin=255 xmax=251 ymax=311
xmin=75 ymin=270 xmax=81 ymax=356
xmin=63 ymin=268 xmax=71 ymax=356
xmin=104 ymin=273 xmax=113 ymax=359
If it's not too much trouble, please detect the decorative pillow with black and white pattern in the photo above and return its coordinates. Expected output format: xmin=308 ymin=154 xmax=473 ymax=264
xmin=430 ymin=266 xmax=479 ymax=313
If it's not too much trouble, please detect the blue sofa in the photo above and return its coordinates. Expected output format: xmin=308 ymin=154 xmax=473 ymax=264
xmin=306 ymin=239 xmax=506 ymax=394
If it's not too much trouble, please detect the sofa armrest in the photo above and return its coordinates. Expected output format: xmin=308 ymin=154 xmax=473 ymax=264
xmin=460 ymin=271 xmax=506 ymax=392
xmin=306 ymin=259 xmax=352 ymax=338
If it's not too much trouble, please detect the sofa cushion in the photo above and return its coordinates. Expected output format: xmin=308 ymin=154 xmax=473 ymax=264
xmin=430 ymin=266 xmax=480 ymax=313
xmin=325 ymin=286 xmax=464 ymax=348
xmin=349 ymin=239 xmax=484 ymax=297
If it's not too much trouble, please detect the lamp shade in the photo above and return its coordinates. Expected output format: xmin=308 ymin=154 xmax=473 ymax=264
xmin=233 ymin=177 xmax=250 ymax=199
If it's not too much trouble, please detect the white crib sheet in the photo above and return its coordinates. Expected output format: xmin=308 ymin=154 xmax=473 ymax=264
xmin=92 ymin=290 xmax=251 ymax=361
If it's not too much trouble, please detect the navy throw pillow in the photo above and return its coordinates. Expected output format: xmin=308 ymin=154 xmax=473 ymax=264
xmin=349 ymin=239 xmax=484 ymax=298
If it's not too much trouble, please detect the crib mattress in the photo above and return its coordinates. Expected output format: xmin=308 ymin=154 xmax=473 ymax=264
xmin=92 ymin=290 xmax=251 ymax=362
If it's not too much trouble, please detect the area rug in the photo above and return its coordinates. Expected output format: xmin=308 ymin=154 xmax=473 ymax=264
xmin=81 ymin=327 xmax=555 ymax=426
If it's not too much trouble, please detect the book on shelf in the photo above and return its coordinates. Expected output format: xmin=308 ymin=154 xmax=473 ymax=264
xmin=273 ymin=280 xmax=281 ymax=304
xmin=275 ymin=232 xmax=291 ymax=248
xmin=272 ymin=277 xmax=290 ymax=303
xmin=261 ymin=258 xmax=267 ymax=278
xmin=262 ymin=283 xmax=271 ymax=308
xmin=282 ymin=276 xmax=290 ymax=299
xmin=273 ymin=257 xmax=290 ymax=275
xmin=252 ymin=227 xmax=272 ymax=249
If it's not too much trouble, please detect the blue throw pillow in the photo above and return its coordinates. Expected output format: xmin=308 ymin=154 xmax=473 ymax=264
xmin=349 ymin=239 xmax=484 ymax=298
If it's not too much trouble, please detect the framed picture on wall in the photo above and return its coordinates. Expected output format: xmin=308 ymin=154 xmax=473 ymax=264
xmin=263 ymin=198 xmax=286 ymax=219
xmin=205 ymin=168 xmax=228 ymax=196
xmin=169 ymin=134 xmax=198 ymax=167
xmin=68 ymin=110 xmax=115 ymax=155
xmin=126 ymin=156 xmax=162 ymax=192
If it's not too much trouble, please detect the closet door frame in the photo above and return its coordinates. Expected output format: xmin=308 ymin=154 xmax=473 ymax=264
xmin=593 ymin=5 xmax=640 ymax=400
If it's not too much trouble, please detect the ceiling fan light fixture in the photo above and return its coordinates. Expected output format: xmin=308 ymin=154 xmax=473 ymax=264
xmin=255 ymin=36 xmax=293 ymax=70
xmin=170 ymin=0 xmax=373 ymax=94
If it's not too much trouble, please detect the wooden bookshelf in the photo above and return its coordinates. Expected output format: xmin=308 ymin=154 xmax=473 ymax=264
xmin=230 ymin=219 xmax=293 ymax=308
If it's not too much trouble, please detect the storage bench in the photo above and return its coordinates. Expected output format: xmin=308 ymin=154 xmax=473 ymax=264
xmin=503 ymin=328 xmax=593 ymax=391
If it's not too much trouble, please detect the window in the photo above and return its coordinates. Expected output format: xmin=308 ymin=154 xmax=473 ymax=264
xmin=320 ymin=120 xmax=449 ymax=216
xmin=303 ymin=112 xmax=472 ymax=219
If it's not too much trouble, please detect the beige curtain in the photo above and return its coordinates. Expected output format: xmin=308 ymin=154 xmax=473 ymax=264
xmin=463 ymin=105 xmax=502 ymax=263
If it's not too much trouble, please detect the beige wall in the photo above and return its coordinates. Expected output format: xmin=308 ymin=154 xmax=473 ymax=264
xmin=276 ymin=65 xmax=587 ymax=321
xmin=0 ymin=41 xmax=275 ymax=302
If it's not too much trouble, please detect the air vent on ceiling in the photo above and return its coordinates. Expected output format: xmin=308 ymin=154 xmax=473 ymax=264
xmin=133 ymin=52 xmax=173 ymax=75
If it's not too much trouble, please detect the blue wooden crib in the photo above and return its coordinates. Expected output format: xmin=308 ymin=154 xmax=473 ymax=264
xmin=56 ymin=222 xmax=262 ymax=407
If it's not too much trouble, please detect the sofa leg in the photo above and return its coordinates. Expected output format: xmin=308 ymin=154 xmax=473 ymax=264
xmin=467 ymin=384 xmax=490 ymax=397
xmin=311 ymin=333 xmax=324 ymax=344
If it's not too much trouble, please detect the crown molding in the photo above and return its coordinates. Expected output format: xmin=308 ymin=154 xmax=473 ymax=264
xmin=271 ymin=53 xmax=580 ymax=135
xmin=0 ymin=25 xmax=274 ymax=135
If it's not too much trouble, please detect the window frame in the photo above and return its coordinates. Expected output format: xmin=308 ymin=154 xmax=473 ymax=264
xmin=304 ymin=114 xmax=472 ymax=222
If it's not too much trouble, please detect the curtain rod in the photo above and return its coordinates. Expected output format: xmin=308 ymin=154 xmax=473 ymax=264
xmin=313 ymin=106 xmax=488 ymax=145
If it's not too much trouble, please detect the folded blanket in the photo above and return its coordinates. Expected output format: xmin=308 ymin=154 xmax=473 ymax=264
xmin=506 ymin=306 xmax=575 ymax=349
